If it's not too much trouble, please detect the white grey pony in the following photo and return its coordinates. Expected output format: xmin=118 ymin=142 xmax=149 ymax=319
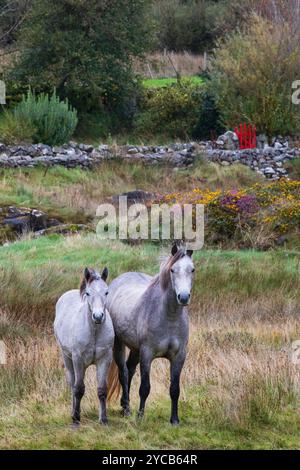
xmin=54 ymin=267 xmax=115 ymax=425
xmin=107 ymin=244 xmax=195 ymax=425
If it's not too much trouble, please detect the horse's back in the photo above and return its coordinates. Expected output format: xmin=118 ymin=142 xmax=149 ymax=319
xmin=108 ymin=272 xmax=153 ymax=310
xmin=55 ymin=289 xmax=81 ymax=322
xmin=107 ymin=272 xmax=153 ymax=349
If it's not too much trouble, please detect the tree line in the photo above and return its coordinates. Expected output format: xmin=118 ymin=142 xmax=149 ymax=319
xmin=0 ymin=0 xmax=299 ymax=140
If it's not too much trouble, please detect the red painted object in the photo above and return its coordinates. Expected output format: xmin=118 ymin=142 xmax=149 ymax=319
xmin=234 ymin=123 xmax=257 ymax=149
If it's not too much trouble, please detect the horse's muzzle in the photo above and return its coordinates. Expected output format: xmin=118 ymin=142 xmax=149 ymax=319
xmin=92 ymin=312 xmax=105 ymax=324
xmin=177 ymin=292 xmax=191 ymax=306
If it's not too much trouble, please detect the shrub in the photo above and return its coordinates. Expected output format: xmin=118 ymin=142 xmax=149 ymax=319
xmin=192 ymin=88 xmax=224 ymax=139
xmin=0 ymin=110 xmax=35 ymax=145
xmin=135 ymin=78 xmax=203 ymax=139
xmin=159 ymin=180 xmax=300 ymax=248
xmin=210 ymin=15 xmax=300 ymax=138
xmin=13 ymin=89 xmax=78 ymax=145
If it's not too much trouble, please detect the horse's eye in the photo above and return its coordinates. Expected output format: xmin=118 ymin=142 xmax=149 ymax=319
xmin=86 ymin=292 xmax=90 ymax=297
xmin=105 ymin=291 xmax=109 ymax=296
xmin=192 ymin=268 xmax=195 ymax=273
xmin=171 ymin=269 xmax=175 ymax=273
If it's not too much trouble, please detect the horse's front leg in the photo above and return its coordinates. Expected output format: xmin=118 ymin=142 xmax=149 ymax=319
xmin=138 ymin=346 xmax=153 ymax=419
xmin=62 ymin=353 xmax=75 ymax=418
xmin=96 ymin=350 xmax=113 ymax=425
xmin=72 ymin=358 xmax=86 ymax=425
xmin=169 ymin=352 xmax=186 ymax=426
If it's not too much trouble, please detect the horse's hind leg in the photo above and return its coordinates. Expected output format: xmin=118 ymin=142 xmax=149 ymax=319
xmin=126 ymin=349 xmax=140 ymax=397
xmin=72 ymin=358 xmax=86 ymax=425
xmin=96 ymin=350 xmax=113 ymax=425
xmin=113 ymin=337 xmax=130 ymax=416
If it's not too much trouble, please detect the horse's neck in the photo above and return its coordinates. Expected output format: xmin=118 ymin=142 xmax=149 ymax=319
xmin=162 ymin=283 xmax=184 ymax=319
xmin=80 ymin=302 xmax=96 ymax=335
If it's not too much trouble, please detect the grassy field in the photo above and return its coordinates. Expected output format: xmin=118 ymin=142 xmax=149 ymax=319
xmin=0 ymin=235 xmax=300 ymax=449
xmin=0 ymin=160 xmax=299 ymax=449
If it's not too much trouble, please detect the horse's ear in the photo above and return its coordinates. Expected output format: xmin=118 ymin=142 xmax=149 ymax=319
xmin=171 ymin=243 xmax=178 ymax=256
xmin=84 ymin=267 xmax=92 ymax=282
xmin=186 ymin=250 xmax=193 ymax=258
xmin=101 ymin=267 xmax=108 ymax=282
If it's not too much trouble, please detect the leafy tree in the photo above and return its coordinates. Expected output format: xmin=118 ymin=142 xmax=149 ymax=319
xmin=152 ymin=0 xmax=251 ymax=54
xmin=9 ymin=0 xmax=153 ymax=114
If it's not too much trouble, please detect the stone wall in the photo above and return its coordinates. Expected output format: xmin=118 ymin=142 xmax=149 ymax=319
xmin=0 ymin=141 xmax=299 ymax=178
xmin=0 ymin=142 xmax=196 ymax=169
xmin=203 ymin=146 xmax=299 ymax=179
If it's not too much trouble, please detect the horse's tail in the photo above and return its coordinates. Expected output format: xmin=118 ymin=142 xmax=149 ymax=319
xmin=107 ymin=359 xmax=121 ymax=402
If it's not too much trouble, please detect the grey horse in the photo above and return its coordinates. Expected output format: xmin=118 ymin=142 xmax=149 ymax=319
xmin=107 ymin=244 xmax=195 ymax=425
xmin=54 ymin=267 xmax=115 ymax=425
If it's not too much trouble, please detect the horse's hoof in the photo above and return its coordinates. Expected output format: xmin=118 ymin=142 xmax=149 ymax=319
xmin=170 ymin=419 xmax=180 ymax=426
xmin=137 ymin=411 xmax=144 ymax=420
xmin=122 ymin=408 xmax=131 ymax=417
xmin=100 ymin=419 xmax=108 ymax=426
xmin=71 ymin=421 xmax=80 ymax=429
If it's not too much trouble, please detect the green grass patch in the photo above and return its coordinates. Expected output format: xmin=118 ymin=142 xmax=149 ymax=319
xmin=143 ymin=76 xmax=203 ymax=89
xmin=0 ymin=235 xmax=299 ymax=322
xmin=1 ymin=234 xmax=298 ymax=275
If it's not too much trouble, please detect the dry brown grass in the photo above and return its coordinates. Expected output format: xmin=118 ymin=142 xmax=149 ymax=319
xmin=1 ymin=300 xmax=300 ymax=432
xmin=135 ymin=51 xmax=206 ymax=78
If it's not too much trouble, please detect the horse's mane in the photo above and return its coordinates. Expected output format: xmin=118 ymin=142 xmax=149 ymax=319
xmin=79 ymin=269 xmax=100 ymax=298
xmin=150 ymin=248 xmax=187 ymax=291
